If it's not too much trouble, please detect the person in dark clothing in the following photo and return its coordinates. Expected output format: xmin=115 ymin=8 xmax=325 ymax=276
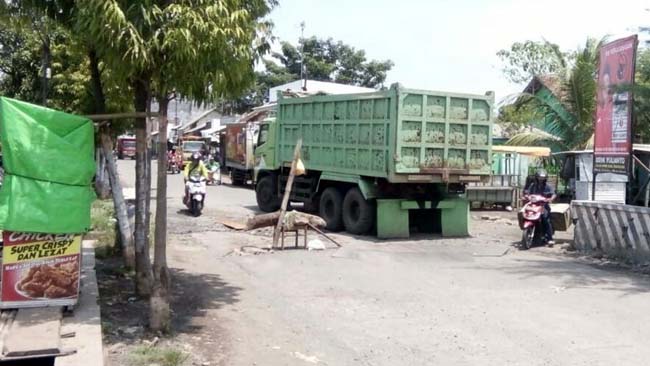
xmin=524 ymin=169 xmax=557 ymax=244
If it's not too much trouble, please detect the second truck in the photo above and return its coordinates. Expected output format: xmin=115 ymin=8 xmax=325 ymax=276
xmin=254 ymin=84 xmax=494 ymax=238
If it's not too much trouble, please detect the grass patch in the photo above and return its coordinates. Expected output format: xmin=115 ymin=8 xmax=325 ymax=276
xmin=129 ymin=345 xmax=188 ymax=366
xmin=91 ymin=199 xmax=117 ymax=258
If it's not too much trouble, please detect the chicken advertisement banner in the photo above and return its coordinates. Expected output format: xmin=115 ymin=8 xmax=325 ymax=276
xmin=1 ymin=231 xmax=81 ymax=308
xmin=594 ymin=35 xmax=638 ymax=174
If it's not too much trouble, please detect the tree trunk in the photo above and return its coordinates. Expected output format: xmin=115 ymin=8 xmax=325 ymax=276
xmin=88 ymin=48 xmax=135 ymax=269
xmin=246 ymin=210 xmax=326 ymax=230
xmin=133 ymin=79 xmax=153 ymax=297
xmin=94 ymin=147 xmax=111 ymax=199
xmin=99 ymin=129 xmax=135 ymax=269
xmin=272 ymin=140 xmax=302 ymax=247
xmin=150 ymin=97 xmax=171 ymax=332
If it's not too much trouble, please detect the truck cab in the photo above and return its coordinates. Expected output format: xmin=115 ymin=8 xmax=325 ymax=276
xmin=253 ymin=117 xmax=277 ymax=181
xmin=181 ymin=138 xmax=207 ymax=167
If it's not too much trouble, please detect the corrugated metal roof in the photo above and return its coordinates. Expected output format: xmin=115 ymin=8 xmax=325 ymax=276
xmin=555 ymin=144 xmax=650 ymax=155
xmin=492 ymin=145 xmax=551 ymax=157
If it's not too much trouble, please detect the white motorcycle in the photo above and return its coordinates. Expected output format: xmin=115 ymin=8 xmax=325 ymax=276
xmin=185 ymin=176 xmax=207 ymax=216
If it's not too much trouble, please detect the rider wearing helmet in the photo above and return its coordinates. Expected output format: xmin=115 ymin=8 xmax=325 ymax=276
xmin=183 ymin=152 xmax=208 ymax=180
xmin=183 ymin=152 xmax=208 ymax=203
xmin=524 ymin=169 xmax=557 ymax=244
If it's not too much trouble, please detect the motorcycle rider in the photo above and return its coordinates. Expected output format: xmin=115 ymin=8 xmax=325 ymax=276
xmin=183 ymin=152 xmax=208 ymax=203
xmin=205 ymin=155 xmax=220 ymax=184
xmin=524 ymin=169 xmax=557 ymax=245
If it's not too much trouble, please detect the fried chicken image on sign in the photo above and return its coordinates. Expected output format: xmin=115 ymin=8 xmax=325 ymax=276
xmin=17 ymin=261 xmax=79 ymax=299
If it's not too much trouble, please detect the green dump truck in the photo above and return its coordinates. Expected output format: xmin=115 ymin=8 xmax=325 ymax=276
xmin=254 ymin=84 xmax=494 ymax=238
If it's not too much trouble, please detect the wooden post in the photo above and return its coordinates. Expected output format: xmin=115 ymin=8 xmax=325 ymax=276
xmin=272 ymin=139 xmax=302 ymax=248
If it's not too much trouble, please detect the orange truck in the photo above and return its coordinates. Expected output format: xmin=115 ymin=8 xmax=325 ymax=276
xmin=222 ymin=122 xmax=258 ymax=185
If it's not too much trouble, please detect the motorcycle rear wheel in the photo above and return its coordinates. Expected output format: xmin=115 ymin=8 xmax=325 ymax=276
xmin=191 ymin=199 xmax=202 ymax=217
xmin=521 ymin=226 xmax=534 ymax=250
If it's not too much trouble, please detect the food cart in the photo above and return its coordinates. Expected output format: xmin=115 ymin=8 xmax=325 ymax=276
xmin=0 ymin=97 xmax=94 ymax=308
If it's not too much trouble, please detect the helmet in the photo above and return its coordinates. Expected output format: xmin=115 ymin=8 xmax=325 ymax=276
xmin=191 ymin=152 xmax=201 ymax=163
xmin=535 ymin=169 xmax=548 ymax=184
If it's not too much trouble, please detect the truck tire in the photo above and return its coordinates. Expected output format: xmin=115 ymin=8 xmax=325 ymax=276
xmin=256 ymin=175 xmax=280 ymax=212
xmin=319 ymin=187 xmax=344 ymax=231
xmin=342 ymin=187 xmax=374 ymax=235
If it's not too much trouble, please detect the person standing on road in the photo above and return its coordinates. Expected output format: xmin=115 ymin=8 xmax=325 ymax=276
xmin=524 ymin=169 xmax=557 ymax=244
xmin=183 ymin=152 xmax=208 ymax=203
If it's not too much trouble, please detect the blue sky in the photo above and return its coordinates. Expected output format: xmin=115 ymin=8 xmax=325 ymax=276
xmin=268 ymin=0 xmax=648 ymax=104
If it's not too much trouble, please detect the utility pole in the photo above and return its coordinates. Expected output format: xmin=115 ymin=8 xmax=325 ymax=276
xmin=299 ymin=21 xmax=307 ymax=90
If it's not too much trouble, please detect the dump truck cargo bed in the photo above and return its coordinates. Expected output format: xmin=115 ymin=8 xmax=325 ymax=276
xmin=276 ymin=85 xmax=494 ymax=183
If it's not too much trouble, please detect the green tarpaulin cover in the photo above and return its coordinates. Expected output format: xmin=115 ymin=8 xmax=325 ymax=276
xmin=0 ymin=97 xmax=95 ymax=234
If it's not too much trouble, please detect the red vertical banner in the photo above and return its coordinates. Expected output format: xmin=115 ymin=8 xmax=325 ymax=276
xmin=594 ymin=35 xmax=638 ymax=174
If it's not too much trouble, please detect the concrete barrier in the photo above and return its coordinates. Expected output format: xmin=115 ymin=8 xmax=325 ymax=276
xmin=572 ymin=200 xmax=650 ymax=262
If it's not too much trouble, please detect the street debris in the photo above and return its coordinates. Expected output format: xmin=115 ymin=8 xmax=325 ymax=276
xmin=472 ymin=247 xmax=511 ymax=257
xmin=218 ymin=206 xmax=343 ymax=254
xmin=480 ymin=215 xmax=499 ymax=221
xmin=292 ymin=351 xmax=321 ymax=364
xmin=245 ymin=210 xmax=326 ymax=231
xmin=224 ymin=246 xmax=274 ymax=257
xmin=219 ymin=219 xmax=247 ymax=231
xmin=307 ymin=239 xmax=325 ymax=251
xmin=551 ymin=286 xmax=567 ymax=293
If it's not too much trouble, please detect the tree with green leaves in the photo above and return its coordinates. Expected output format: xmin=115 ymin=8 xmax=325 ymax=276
xmin=77 ymin=0 xmax=275 ymax=331
xmin=236 ymin=37 xmax=393 ymax=111
xmin=0 ymin=1 xmax=137 ymax=269
xmin=634 ymin=47 xmax=650 ymax=142
xmin=631 ymin=20 xmax=650 ymax=143
xmin=496 ymin=99 xmax=545 ymax=138
xmin=503 ymin=38 xmax=606 ymax=151
xmin=497 ymin=40 xmax=569 ymax=85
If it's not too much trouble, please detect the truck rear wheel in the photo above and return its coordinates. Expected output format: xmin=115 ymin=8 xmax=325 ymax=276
xmin=319 ymin=187 xmax=343 ymax=231
xmin=342 ymin=187 xmax=374 ymax=235
xmin=256 ymin=175 xmax=280 ymax=212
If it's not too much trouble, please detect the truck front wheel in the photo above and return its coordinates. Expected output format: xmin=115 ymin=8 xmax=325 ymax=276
xmin=342 ymin=187 xmax=374 ymax=235
xmin=319 ymin=187 xmax=344 ymax=231
xmin=256 ymin=175 xmax=280 ymax=212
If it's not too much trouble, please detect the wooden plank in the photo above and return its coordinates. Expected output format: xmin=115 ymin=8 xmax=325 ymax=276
xmin=3 ymin=307 xmax=62 ymax=357
xmin=85 ymin=112 xmax=159 ymax=121
xmin=219 ymin=219 xmax=247 ymax=231
xmin=273 ymin=139 xmax=303 ymax=249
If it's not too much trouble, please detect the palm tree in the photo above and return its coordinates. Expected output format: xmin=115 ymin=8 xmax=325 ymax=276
xmin=506 ymin=38 xmax=606 ymax=151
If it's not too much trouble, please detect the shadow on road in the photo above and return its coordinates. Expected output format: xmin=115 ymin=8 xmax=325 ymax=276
xmin=98 ymin=256 xmax=242 ymax=345
xmin=474 ymin=257 xmax=650 ymax=296
xmin=171 ymin=268 xmax=242 ymax=333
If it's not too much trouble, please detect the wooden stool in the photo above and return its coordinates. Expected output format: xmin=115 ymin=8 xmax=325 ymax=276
xmin=280 ymin=225 xmax=308 ymax=250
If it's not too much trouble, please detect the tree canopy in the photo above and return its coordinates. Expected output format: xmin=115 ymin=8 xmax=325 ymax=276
xmin=236 ymin=37 xmax=394 ymax=110
xmin=497 ymin=40 xmax=569 ymax=84
xmin=503 ymin=38 xmax=605 ymax=151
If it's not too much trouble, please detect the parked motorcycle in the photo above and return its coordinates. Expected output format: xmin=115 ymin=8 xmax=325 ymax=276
xmin=167 ymin=151 xmax=181 ymax=174
xmin=519 ymin=194 xmax=550 ymax=249
xmin=207 ymin=164 xmax=221 ymax=185
xmin=184 ymin=176 xmax=207 ymax=216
